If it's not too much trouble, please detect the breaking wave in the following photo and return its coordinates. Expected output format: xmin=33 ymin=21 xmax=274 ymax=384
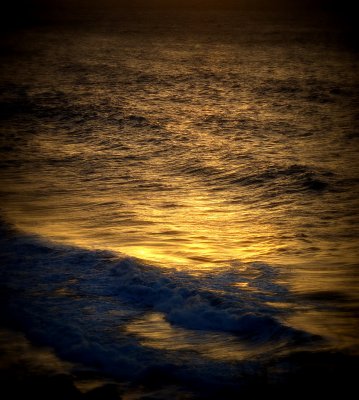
xmin=0 ymin=222 xmax=318 ymax=387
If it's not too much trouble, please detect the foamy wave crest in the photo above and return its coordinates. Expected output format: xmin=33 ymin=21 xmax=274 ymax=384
xmin=110 ymin=259 xmax=302 ymax=341
xmin=0 ymin=221 xmax=317 ymax=384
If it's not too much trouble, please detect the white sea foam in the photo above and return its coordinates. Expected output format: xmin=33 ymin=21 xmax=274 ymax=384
xmin=0 ymin=224 xmax=316 ymax=383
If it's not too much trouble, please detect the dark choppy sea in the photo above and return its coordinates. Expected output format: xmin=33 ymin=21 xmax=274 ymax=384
xmin=1 ymin=7 xmax=358 ymax=399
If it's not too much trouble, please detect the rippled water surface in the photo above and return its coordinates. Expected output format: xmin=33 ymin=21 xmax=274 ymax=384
xmin=1 ymin=8 xmax=358 ymax=397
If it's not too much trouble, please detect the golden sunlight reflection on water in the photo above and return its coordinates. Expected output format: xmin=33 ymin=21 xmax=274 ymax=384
xmin=2 ymin=194 xmax=311 ymax=271
xmin=0 ymin=20 xmax=358 ymax=358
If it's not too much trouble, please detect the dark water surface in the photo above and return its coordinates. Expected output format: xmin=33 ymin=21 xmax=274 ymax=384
xmin=1 ymin=7 xmax=358 ymax=398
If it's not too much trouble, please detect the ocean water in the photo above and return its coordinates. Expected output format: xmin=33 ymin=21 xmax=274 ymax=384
xmin=1 ymin=8 xmax=358 ymax=398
